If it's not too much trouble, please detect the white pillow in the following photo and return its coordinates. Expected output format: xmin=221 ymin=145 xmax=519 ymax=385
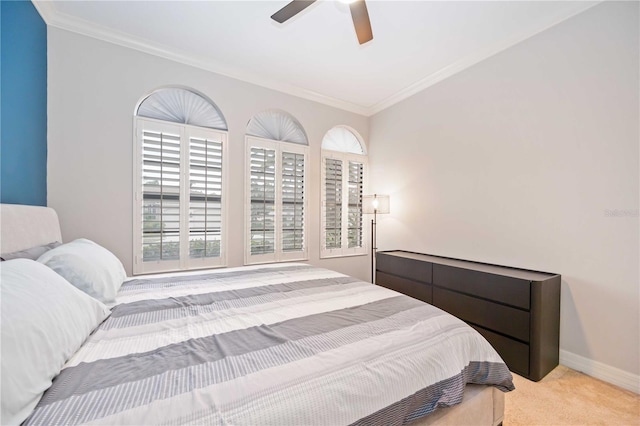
xmin=37 ymin=238 xmax=126 ymax=303
xmin=0 ymin=259 xmax=110 ymax=425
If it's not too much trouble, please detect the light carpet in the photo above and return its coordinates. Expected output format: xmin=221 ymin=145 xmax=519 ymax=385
xmin=504 ymin=365 xmax=639 ymax=425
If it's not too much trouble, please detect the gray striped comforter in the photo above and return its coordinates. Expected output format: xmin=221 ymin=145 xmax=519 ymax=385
xmin=24 ymin=263 xmax=513 ymax=425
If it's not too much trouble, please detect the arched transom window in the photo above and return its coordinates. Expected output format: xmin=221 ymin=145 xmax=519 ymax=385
xmin=321 ymin=126 xmax=365 ymax=154
xmin=245 ymin=110 xmax=309 ymax=265
xmin=133 ymin=87 xmax=228 ymax=274
xmin=137 ymin=87 xmax=228 ymax=130
xmin=246 ymin=109 xmax=308 ymax=145
xmin=321 ymin=126 xmax=368 ymax=258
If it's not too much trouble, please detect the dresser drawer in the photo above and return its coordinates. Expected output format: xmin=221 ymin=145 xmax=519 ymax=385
xmin=376 ymin=250 xmax=560 ymax=381
xmin=433 ymin=264 xmax=530 ymax=310
xmin=433 ymin=288 xmax=530 ymax=342
xmin=377 ymin=254 xmax=432 ymax=284
xmin=376 ymin=271 xmax=433 ymax=304
xmin=470 ymin=324 xmax=530 ymax=377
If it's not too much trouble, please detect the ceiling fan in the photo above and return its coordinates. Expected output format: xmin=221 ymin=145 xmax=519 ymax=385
xmin=271 ymin=0 xmax=373 ymax=45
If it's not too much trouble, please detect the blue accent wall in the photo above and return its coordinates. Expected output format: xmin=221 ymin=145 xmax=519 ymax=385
xmin=1 ymin=0 xmax=47 ymax=206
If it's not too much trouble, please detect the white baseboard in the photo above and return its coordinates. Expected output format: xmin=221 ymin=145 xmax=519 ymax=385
xmin=560 ymin=350 xmax=640 ymax=394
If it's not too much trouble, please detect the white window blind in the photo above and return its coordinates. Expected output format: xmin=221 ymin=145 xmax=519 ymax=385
xmin=141 ymin=128 xmax=181 ymax=263
xmin=189 ymin=135 xmax=223 ymax=259
xmin=282 ymin=151 xmax=305 ymax=252
xmin=246 ymin=109 xmax=308 ymax=145
xmin=321 ymin=126 xmax=365 ymax=154
xmin=134 ymin=118 xmax=227 ymax=274
xmin=245 ymin=137 xmax=308 ymax=265
xmin=321 ymin=153 xmax=367 ymax=258
xmin=249 ymin=146 xmax=276 ymax=256
xmin=320 ymin=126 xmax=367 ymax=258
xmin=324 ymin=158 xmax=343 ymax=250
xmin=347 ymin=160 xmax=364 ymax=248
xmin=137 ymin=87 xmax=228 ymax=130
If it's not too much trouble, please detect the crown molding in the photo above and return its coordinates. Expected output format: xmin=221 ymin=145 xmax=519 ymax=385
xmin=366 ymin=1 xmax=602 ymax=116
xmin=31 ymin=1 xmax=370 ymax=116
xmin=33 ymin=1 xmax=601 ymax=118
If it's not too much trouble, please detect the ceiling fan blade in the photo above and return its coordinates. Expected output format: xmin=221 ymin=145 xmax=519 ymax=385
xmin=271 ymin=0 xmax=316 ymax=24
xmin=349 ymin=0 xmax=373 ymax=45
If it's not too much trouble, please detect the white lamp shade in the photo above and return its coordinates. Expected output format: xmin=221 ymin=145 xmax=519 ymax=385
xmin=363 ymin=194 xmax=390 ymax=214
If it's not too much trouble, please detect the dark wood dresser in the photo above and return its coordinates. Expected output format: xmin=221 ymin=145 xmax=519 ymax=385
xmin=376 ymin=250 xmax=561 ymax=381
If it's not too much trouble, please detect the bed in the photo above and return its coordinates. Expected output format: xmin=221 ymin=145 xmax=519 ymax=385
xmin=0 ymin=203 xmax=513 ymax=425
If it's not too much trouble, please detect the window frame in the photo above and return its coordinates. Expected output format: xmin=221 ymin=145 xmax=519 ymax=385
xmin=244 ymin=135 xmax=309 ymax=265
xmin=320 ymin=150 xmax=368 ymax=259
xmin=133 ymin=116 xmax=228 ymax=275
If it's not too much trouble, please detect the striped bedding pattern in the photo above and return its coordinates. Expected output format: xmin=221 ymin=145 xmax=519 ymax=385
xmin=24 ymin=263 xmax=514 ymax=425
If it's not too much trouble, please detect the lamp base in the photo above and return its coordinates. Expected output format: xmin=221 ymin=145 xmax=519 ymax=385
xmin=370 ymin=217 xmax=376 ymax=284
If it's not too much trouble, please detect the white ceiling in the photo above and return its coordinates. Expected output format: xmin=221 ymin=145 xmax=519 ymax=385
xmin=35 ymin=1 xmax=599 ymax=116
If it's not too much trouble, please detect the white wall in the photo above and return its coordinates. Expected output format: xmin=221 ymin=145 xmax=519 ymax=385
xmin=47 ymin=28 xmax=370 ymax=281
xmin=369 ymin=1 xmax=639 ymax=386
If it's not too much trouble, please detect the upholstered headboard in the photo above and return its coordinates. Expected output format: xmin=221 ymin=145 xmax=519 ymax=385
xmin=0 ymin=204 xmax=63 ymax=254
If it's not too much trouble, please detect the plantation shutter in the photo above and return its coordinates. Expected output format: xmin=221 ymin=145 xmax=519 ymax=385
xmin=320 ymin=128 xmax=367 ymax=258
xmin=249 ymin=146 xmax=276 ymax=256
xmin=245 ymin=137 xmax=308 ymax=264
xmin=188 ymin=133 xmax=223 ymax=259
xmin=141 ymin=126 xmax=181 ymax=264
xmin=282 ymin=151 xmax=305 ymax=252
xmin=324 ymin=158 xmax=343 ymax=249
xmin=347 ymin=161 xmax=364 ymax=248
xmin=320 ymin=152 xmax=367 ymax=258
xmin=134 ymin=118 xmax=227 ymax=274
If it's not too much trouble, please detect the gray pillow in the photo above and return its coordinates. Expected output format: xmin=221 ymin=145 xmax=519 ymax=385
xmin=0 ymin=241 xmax=61 ymax=261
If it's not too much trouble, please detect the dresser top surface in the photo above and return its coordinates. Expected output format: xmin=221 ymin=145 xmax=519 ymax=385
xmin=378 ymin=250 xmax=559 ymax=281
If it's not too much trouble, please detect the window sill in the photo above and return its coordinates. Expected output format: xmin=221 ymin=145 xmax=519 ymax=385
xmin=319 ymin=252 xmax=368 ymax=260
xmin=244 ymin=257 xmax=309 ymax=267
